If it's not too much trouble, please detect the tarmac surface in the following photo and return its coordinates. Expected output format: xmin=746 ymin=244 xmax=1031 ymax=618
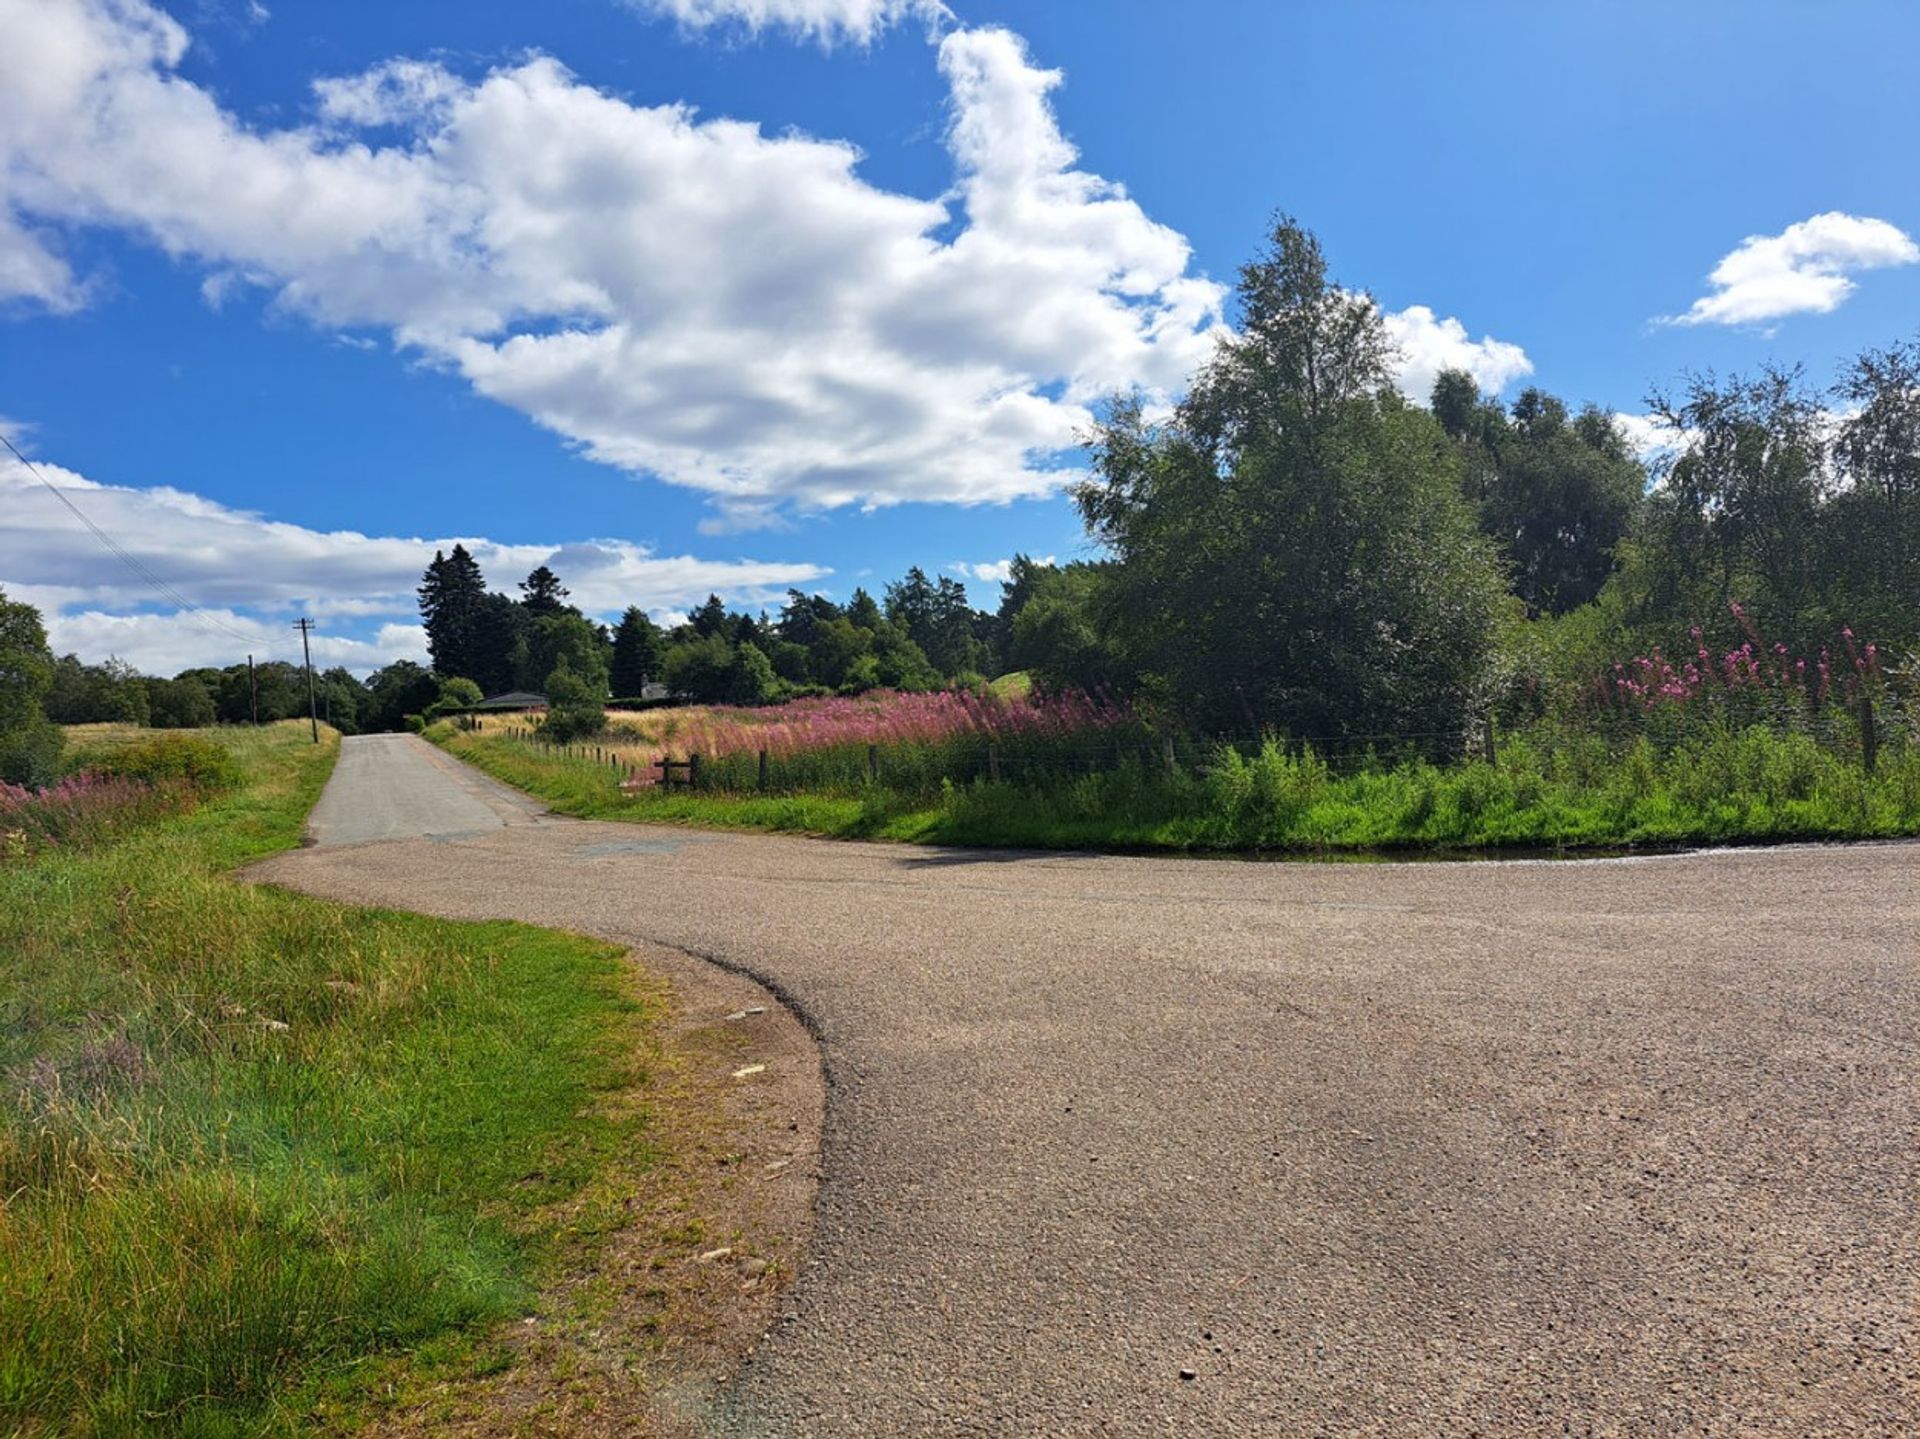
xmin=254 ymin=734 xmax=1919 ymax=1436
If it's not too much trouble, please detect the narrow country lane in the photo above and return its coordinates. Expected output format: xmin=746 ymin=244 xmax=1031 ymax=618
xmin=250 ymin=734 xmax=1920 ymax=1437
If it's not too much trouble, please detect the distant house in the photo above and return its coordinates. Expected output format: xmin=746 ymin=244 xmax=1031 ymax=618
xmin=475 ymin=690 xmax=549 ymax=711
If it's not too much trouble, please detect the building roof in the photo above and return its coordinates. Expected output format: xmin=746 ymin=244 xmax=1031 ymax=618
xmin=475 ymin=690 xmax=549 ymax=710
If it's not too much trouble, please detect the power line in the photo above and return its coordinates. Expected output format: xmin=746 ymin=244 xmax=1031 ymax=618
xmin=1 ymin=430 xmax=264 ymax=647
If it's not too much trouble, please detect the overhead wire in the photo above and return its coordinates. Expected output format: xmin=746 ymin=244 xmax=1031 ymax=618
xmin=2 ymin=430 xmax=268 ymax=649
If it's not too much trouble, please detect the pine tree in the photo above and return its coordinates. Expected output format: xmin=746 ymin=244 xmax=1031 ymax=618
xmin=690 ymin=593 xmax=729 ymax=638
xmin=610 ymin=607 xmax=665 ymax=696
xmin=520 ymin=565 xmax=569 ymax=618
xmin=417 ymin=544 xmax=489 ymax=680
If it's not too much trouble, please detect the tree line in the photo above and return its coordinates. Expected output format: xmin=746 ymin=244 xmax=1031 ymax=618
xmin=416 ymin=550 xmax=1015 ymax=712
xmin=1019 ymin=216 xmax=1920 ymax=742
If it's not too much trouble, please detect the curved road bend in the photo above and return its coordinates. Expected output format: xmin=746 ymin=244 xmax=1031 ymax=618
xmin=253 ymin=734 xmax=1918 ymax=1437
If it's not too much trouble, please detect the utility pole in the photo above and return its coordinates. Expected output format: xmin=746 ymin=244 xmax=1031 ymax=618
xmin=247 ymin=654 xmax=258 ymax=726
xmin=295 ymin=618 xmax=319 ymax=743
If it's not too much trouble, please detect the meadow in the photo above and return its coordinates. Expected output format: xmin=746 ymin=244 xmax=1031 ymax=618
xmin=0 ymin=723 xmax=668 ymax=1435
xmin=437 ymin=676 xmax=1920 ymax=854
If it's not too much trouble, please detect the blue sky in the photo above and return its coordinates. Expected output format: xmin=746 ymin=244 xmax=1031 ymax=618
xmin=3 ymin=0 xmax=1917 ymax=676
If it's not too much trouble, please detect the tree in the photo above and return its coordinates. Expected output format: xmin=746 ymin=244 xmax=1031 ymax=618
xmin=363 ymin=660 xmax=440 ymax=732
xmin=0 ymin=589 xmax=60 ymax=786
xmin=1007 ymin=563 xmax=1133 ymax=692
xmin=870 ymin=626 xmax=940 ymax=691
xmin=1832 ymin=336 xmax=1920 ymax=643
xmin=522 ymin=612 xmax=609 ymax=697
xmin=1627 ymin=365 xmax=1830 ymax=649
xmin=1076 ymin=218 xmax=1509 ymax=740
xmin=468 ymin=592 xmax=528 ymax=697
xmin=316 ymin=667 xmax=368 ymax=734
xmin=44 ymin=654 xmax=150 ymax=726
xmin=777 ymin=589 xmax=841 ymax=648
xmin=147 ymin=674 xmax=216 ymax=729
xmin=1435 ymin=372 xmax=1645 ymax=616
xmin=845 ymin=587 xmax=884 ymax=632
xmin=432 ymin=676 xmax=484 ymax=714
xmin=1430 ymin=369 xmax=1482 ymax=441
xmin=609 ymin=607 xmax=666 ymax=696
xmin=767 ymin=639 xmax=813 ymax=686
xmin=1171 ymin=213 xmax=1392 ymax=463
xmin=993 ymin=555 xmax=1055 ymax=664
xmin=727 ymin=641 xmax=780 ymax=705
xmin=541 ymin=656 xmax=606 ymax=740
xmin=663 ymin=632 xmax=735 ymax=702
xmin=809 ymin=617 xmax=873 ymax=690
xmin=885 ymin=569 xmax=983 ymax=677
xmin=519 ymin=565 xmax=570 ymax=618
xmin=418 ymin=544 xmax=489 ymax=679
xmin=690 ymin=593 xmax=729 ymax=639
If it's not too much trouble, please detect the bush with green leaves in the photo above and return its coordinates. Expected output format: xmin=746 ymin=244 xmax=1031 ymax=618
xmin=540 ymin=657 xmax=606 ymax=741
xmin=0 ymin=589 xmax=61 ymax=788
xmin=79 ymin=733 xmax=242 ymax=794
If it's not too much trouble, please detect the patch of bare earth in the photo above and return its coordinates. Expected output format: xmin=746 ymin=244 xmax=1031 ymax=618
xmin=329 ymin=945 xmax=823 ymax=1437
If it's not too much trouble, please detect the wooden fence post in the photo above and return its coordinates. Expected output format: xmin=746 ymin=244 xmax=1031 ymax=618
xmin=1861 ymin=692 xmax=1878 ymax=776
xmin=758 ymin=748 xmax=770 ymax=791
xmin=1162 ymin=733 xmax=1177 ymax=779
xmin=988 ymin=743 xmax=1000 ymax=783
xmin=689 ymin=752 xmax=703 ymax=790
xmin=867 ymin=744 xmax=879 ymax=784
xmin=1484 ymin=716 xmax=1498 ymax=767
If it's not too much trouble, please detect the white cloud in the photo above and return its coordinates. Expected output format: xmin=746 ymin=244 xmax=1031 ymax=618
xmin=0 ymin=446 xmax=828 ymax=674
xmin=624 ymin=0 xmax=949 ymax=46
xmin=1381 ymin=303 xmax=1533 ymax=405
xmin=1611 ymin=411 xmax=1692 ymax=468
xmin=1661 ymin=211 xmax=1919 ymax=328
xmin=950 ymin=556 xmax=1053 ymax=584
xmin=0 ymin=1 xmax=1225 ymax=518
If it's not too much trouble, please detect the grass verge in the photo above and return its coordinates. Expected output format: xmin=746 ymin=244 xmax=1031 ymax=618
xmin=0 ymin=723 xmax=667 ymax=1435
xmin=434 ymin=721 xmax=1920 ymax=854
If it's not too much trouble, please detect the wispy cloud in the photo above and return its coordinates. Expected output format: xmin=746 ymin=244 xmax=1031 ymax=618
xmin=623 ymin=0 xmax=950 ymax=46
xmin=0 ymin=444 xmax=827 ymax=673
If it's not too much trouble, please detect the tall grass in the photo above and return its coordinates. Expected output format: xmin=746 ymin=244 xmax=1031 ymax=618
xmin=439 ymin=718 xmax=1920 ymax=854
xmin=0 ymin=723 xmax=657 ymax=1435
xmin=481 ymin=685 xmax=1141 ymax=796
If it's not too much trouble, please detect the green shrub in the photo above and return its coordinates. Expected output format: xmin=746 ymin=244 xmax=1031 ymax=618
xmin=82 ymin=733 xmax=242 ymax=793
xmin=0 ymin=717 xmax=62 ymax=789
xmin=541 ymin=705 xmax=605 ymax=743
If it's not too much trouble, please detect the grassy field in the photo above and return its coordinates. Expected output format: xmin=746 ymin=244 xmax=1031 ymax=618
xmin=0 ymin=723 xmax=668 ymax=1435
xmin=435 ymin=718 xmax=1920 ymax=854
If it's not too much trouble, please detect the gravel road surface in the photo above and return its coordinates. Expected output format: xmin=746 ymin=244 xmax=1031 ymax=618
xmin=254 ymin=735 xmax=1919 ymax=1436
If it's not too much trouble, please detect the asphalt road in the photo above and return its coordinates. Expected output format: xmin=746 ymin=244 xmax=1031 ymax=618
xmin=254 ymin=735 xmax=1919 ymax=1436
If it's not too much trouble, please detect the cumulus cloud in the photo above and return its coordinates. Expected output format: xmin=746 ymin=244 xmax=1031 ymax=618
xmin=1610 ymin=411 xmax=1694 ymax=468
xmin=1661 ymin=211 xmax=1919 ymax=328
xmin=0 ymin=1 xmax=1225 ymax=517
xmin=1380 ymin=303 xmax=1533 ymax=404
xmin=0 ymin=446 xmax=828 ymax=673
xmin=624 ymin=0 xmax=949 ymax=46
xmin=950 ymin=556 xmax=1053 ymax=584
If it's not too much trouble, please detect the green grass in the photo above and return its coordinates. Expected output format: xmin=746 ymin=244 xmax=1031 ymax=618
xmin=1 ymin=722 xmax=659 ymax=1436
xmin=435 ymin=719 xmax=1920 ymax=855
